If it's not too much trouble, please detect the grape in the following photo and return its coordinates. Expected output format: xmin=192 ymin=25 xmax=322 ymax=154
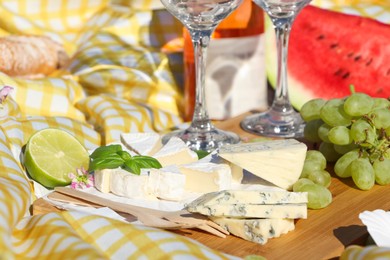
xmin=300 ymin=98 xmax=326 ymax=122
xmin=320 ymin=99 xmax=352 ymax=127
xmin=372 ymin=97 xmax=390 ymax=110
xmin=295 ymin=183 xmax=332 ymax=209
xmin=369 ymin=108 xmax=390 ymax=129
xmin=300 ymin=160 xmax=323 ymax=178
xmin=334 ymin=143 xmax=359 ymax=155
xmin=293 ymin=178 xmax=314 ymax=192
xmin=328 ymin=126 xmax=352 ymax=145
xmin=351 ymin=158 xmax=375 ymax=190
xmin=319 ymin=142 xmax=342 ymax=162
xmin=305 ymin=150 xmax=327 ymax=170
xmin=344 ymin=92 xmax=374 ymax=116
xmin=350 ymin=119 xmax=376 ymax=145
xmin=334 ymin=149 xmax=360 ymax=178
xmin=304 ymin=119 xmax=323 ymax=143
xmin=318 ymin=123 xmax=332 ymax=143
xmin=307 ymin=169 xmax=332 ymax=188
xmin=373 ymin=158 xmax=390 ymax=185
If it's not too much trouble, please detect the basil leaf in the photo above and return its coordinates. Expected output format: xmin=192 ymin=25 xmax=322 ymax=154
xmin=195 ymin=150 xmax=210 ymax=159
xmin=89 ymin=153 xmax=124 ymax=171
xmin=122 ymin=156 xmax=162 ymax=175
xmin=90 ymin=144 xmax=123 ymax=159
xmin=132 ymin=155 xmax=162 ymax=169
xmin=117 ymin=150 xmax=132 ymax=161
xmin=123 ymin=160 xmax=141 ymax=175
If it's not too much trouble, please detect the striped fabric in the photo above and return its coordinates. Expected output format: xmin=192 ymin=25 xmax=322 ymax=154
xmin=0 ymin=0 xmax=388 ymax=259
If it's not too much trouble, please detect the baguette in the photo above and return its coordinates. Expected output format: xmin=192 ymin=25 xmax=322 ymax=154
xmin=0 ymin=35 xmax=69 ymax=78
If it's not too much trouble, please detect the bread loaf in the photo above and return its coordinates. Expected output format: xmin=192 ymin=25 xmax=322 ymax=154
xmin=0 ymin=35 xmax=69 ymax=78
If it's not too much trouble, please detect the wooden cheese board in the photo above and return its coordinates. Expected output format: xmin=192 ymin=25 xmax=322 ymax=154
xmin=32 ymin=112 xmax=390 ymax=259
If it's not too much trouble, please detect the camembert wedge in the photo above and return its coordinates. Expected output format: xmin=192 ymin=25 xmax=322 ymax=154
xmin=120 ymin=132 xmax=162 ymax=156
xmin=153 ymin=137 xmax=198 ymax=167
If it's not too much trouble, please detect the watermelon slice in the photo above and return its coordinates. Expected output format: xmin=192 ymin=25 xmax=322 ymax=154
xmin=266 ymin=5 xmax=390 ymax=110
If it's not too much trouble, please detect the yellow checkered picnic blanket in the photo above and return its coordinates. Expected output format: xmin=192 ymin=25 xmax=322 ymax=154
xmin=0 ymin=0 xmax=389 ymax=259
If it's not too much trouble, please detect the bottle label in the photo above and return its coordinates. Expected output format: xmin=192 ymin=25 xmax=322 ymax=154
xmin=205 ymin=34 xmax=267 ymax=120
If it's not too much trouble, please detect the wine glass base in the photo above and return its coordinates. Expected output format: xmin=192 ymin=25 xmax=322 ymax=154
xmin=162 ymin=126 xmax=240 ymax=152
xmin=241 ymin=109 xmax=305 ymax=138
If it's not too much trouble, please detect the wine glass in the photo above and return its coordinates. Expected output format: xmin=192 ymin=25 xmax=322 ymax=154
xmin=161 ymin=0 xmax=241 ymax=152
xmin=240 ymin=0 xmax=311 ymax=138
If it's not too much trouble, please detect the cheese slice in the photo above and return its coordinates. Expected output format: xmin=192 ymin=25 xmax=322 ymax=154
xmin=143 ymin=166 xmax=185 ymax=201
xmin=188 ymin=189 xmax=308 ymax=206
xmin=179 ymin=161 xmax=232 ymax=193
xmin=120 ymin=132 xmax=162 ymax=156
xmin=94 ymin=168 xmax=111 ymax=193
xmin=109 ymin=168 xmax=149 ymax=199
xmin=186 ymin=203 xmax=307 ymax=219
xmin=154 ymin=137 xmax=198 ymax=167
xmin=210 ymin=217 xmax=295 ymax=245
xmin=218 ymin=139 xmax=307 ymax=190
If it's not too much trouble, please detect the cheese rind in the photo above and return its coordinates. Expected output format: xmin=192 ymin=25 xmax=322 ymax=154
xmin=218 ymin=139 xmax=307 ymax=190
xmin=120 ymin=132 xmax=162 ymax=156
xmin=186 ymin=203 xmax=307 ymax=219
xmin=154 ymin=137 xmax=198 ymax=167
xmin=179 ymin=162 xmax=232 ymax=193
xmin=188 ymin=190 xmax=308 ymax=206
xmin=143 ymin=166 xmax=185 ymax=201
xmin=210 ymin=217 xmax=295 ymax=244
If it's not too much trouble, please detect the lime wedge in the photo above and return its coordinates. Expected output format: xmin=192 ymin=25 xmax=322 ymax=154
xmin=24 ymin=128 xmax=90 ymax=188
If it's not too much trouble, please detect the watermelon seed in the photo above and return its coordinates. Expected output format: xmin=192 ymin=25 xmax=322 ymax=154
xmin=354 ymin=55 xmax=361 ymax=62
xmin=330 ymin=43 xmax=338 ymax=49
xmin=317 ymin=34 xmax=325 ymax=40
xmin=334 ymin=69 xmax=343 ymax=76
xmin=342 ymin=72 xmax=350 ymax=79
xmin=365 ymin=58 xmax=373 ymax=66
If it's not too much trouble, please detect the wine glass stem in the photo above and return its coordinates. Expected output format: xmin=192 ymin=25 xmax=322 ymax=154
xmin=272 ymin=21 xmax=293 ymax=113
xmin=190 ymin=29 xmax=214 ymax=131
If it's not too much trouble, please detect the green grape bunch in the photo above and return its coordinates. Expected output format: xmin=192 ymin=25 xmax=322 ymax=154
xmin=300 ymin=89 xmax=390 ymax=191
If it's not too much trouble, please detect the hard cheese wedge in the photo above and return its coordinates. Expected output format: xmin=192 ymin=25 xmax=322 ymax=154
xmin=210 ymin=217 xmax=295 ymax=245
xmin=189 ymin=189 xmax=308 ymax=206
xmin=186 ymin=202 xmax=307 ymax=219
xmin=153 ymin=137 xmax=198 ymax=167
xmin=218 ymin=139 xmax=307 ymax=190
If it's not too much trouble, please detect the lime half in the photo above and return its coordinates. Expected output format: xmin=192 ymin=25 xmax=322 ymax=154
xmin=24 ymin=128 xmax=90 ymax=188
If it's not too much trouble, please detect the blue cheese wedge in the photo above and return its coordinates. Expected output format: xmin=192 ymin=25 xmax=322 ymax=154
xmin=218 ymin=139 xmax=307 ymax=190
xmin=186 ymin=203 xmax=307 ymax=219
xmin=153 ymin=137 xmax=198 ymax=167
xmin=188 ymin=190 xmax=308 ymax=206
xmin=210 ymin=217 xmax=295 ymax=245
xmin=120 ymin=132 xmax=162 ymax=156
